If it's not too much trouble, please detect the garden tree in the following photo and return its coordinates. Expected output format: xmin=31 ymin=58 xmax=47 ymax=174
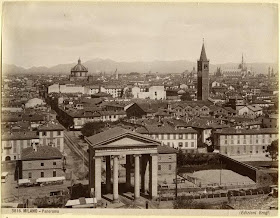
xmin=81 ymin=121 xmax=106 ymax=137
xmin=81 ymin=120 xmax=123 ymax=137
xmin=123 ymin=88 xmax=133 ymax=98
xmin=177 ymin=149 xmax=186 ymax=167
xmin=180 ymin=92 xmax=192 ymax=101
xmin=266 ymin=139 xmax=278 ymax=161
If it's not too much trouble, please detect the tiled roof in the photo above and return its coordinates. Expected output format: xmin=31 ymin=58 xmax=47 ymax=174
xmin=37 ymin=122 xmax=64 ymax=131
xmin=136 ymin=124 xmax=197 ymax=134
xmin=171 ymin=100 xmax=213 ymax=108
xmin=86 ymin=127 xmax=160 ymax=147
xmin=157 ymin=145 xmax=178 ymax=154
xmin=2 ymin=131 xmax=39 ymax=141
xmin=21 ymin=146 xmax=63 ymax=160
xmin=247 ymin=105 xmax=262 ymax=112
xmin=2 ymin=113 xmax=45 ymax=123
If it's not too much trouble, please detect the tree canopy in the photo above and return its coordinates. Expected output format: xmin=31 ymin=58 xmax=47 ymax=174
xmin=80 ymin=121 xmax=106 ymax=137
xmin=180 ymin=92 xmax=192 ymax=101
xmin=266 ymin=139 xmax=278 ymax=161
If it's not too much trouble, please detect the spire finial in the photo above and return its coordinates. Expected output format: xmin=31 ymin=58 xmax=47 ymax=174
xmin=78 ymin=57 xmax=81 ymax=64
xmin=203 ymin=38 xmax=204 ymax=44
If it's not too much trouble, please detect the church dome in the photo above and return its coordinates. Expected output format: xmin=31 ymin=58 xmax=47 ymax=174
xmin=71 ymin=58 xmax=88 ymax=72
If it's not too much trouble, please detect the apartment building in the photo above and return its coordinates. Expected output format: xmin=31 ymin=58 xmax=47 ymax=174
xmin=214 ymin=128 xmax=278 ymax=157
xmin=136 ymin=124 xmax=197 ymax=152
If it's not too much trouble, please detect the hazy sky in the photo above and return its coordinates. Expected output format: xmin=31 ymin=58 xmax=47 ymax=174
xmin=2 ymin=2 xmax=278 ymax=68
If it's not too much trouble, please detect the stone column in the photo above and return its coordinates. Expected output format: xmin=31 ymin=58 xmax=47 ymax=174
xmin=106 ymin=156 xmax=111 ymax=193
xmin=134 ymin=154 xmax=141 ymax=200
xmin=94 ymin=156 xmax=102 ymax=201
xmin=149 ymin=154 xmax=158 ymax=199
xmin=113 ymin=155 xmax=119 ymax=203
xmin=125 ymin=155 xmax=131 ymax=189
xmin=141 ymin=155 xmax=148 ymax=193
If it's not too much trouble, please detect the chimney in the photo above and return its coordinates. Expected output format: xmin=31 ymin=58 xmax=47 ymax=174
xmin=33 ymin=143 xmax=38 ymax=152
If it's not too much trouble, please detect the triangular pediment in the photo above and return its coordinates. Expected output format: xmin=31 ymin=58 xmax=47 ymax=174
xmin=107 ymin=137 xmax=146 ymax=146
xmin=86 ymin=127 xmax=161 ymax=150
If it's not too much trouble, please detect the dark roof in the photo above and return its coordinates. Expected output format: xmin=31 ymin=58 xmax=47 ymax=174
xmin=157 ymin=145 xmax=178 ymax=154
xmin=1 ymin=113 xmax=45 ymax=123
xmin=37 ymin=122 xmax=64 ymax=131
xmin=22 ymin=146 xmax=63 ymax=160
xmin=86 ymin=127 xmax=160 ymax=148
xmin=136 ymin=124 xmax=197 ymax=134
xmin=2 ymin=131 xmax=38 ymax=141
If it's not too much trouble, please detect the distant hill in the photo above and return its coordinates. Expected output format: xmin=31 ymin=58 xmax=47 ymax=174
xmin=3 ymin=58 xmax=278 ymax=75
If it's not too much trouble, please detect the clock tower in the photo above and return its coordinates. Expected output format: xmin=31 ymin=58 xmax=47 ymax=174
xmin=197 ymin=40 xmax=209 ymax=101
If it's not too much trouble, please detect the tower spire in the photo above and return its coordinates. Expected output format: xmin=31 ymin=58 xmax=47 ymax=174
xmin=200 ymin=39 xmax=208 ymax=61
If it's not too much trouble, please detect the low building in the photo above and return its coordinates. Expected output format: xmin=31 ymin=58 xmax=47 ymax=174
xmin=131 ymin=86 xmax=166 ymax=100
xmin=214 ymin=128 xmax=278 ymax=157
xmin=157 ymin=145 xmax=178 ymax=184
xmin=18 ymin=146 xmax=65 ymax=181
xmin=262 ymin=114 xmax=278 ymax=128
xmin=238 ymin=105 xmax=263 ymax=118
xmin=57 ymin=107 xmax=126 ymax=130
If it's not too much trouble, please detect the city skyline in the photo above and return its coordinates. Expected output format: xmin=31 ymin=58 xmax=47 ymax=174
xmin=3 ymin=2 xmax=278 ymax=68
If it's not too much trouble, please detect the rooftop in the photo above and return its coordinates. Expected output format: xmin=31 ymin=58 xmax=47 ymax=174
xmin=21 ymin=146 xmax=63 ymax=160
xmin=215 ymin=128 xmax=278 ymax=135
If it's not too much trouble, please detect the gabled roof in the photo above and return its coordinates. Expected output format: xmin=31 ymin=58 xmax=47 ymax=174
xmin=86 ymin=127 xmax=161 ymax=149
xmin=22 ymin=146 xmax=63 ymax=160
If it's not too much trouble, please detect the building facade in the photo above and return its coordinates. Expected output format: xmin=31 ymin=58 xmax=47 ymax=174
xmin=19 ymin=146 xmax=65 ymax=181
xmin=214 ymin=128 xmax=278 ymax=157
xmin=37 ymin=122 xmax=65 ymax=153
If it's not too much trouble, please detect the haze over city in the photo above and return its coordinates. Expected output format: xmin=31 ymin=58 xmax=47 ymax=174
xmin=3 ymin=2 xmax=278 ymax=68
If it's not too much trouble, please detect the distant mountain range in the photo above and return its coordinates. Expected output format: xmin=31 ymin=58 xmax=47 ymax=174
xmin=3 ymin=58 xmax=278 ymax=75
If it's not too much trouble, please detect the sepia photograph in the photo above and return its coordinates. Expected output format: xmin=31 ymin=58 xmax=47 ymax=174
xmin=1 ymin=1 xmax=278 ymax=215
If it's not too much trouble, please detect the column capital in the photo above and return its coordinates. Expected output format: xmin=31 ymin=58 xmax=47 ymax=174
xmin=112 ymin=155 xmax=120 ymax=159
xmin=133 ymin=154 xmax=142 ymax=158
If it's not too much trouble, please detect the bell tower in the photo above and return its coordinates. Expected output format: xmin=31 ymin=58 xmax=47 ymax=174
xmin=197 ymin=39 xmax=209 ymax=101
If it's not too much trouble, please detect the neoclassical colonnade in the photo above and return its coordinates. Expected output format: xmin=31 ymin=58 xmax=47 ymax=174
xmin=89 ymin=147 xmax=158 ymax=202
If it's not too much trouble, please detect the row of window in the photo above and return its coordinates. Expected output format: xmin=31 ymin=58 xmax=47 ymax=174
xmin=27 ymin=162 xmax=57 ymax=168
xmin=28 ymin=170 xmax=56 ymax=179
xmin=178 ymin=142 xmax=195 ymax=148
xmin=224 ymin=134 xmax=275 ymax=139
xmin=223 ymin=145 xmax=268 ymax=155
xmin=42 ymin=131 xmax=62 ymax=136
xmin=8 ymin=142 xmax=47 ymax=154
xmin=224 ymin=138 xmax=273 ymax=145
xmin=153 ymin=134 xmax=196 ymax=140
